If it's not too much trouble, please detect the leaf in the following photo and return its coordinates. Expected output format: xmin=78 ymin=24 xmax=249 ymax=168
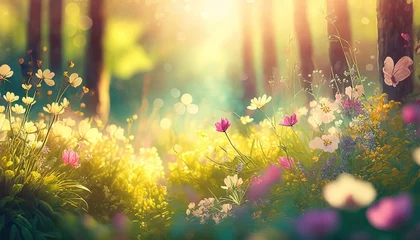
xmin=13 ymin=215 xmax=32 ymax=230
xmin=20 ymin=227 xmax=33 ymax=240
xmin=38 ymin=200 xmax=54 ymax=214
xmin=41 ymin=232 xmax=61 ymax=239
xmin=9 ymin=224 xmax=19 ymax=240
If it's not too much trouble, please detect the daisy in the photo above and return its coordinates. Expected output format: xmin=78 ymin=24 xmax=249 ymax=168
xmin=247 ymin=94 xmax=272 ymax=110
xmin=345 ymin=84 xmax=365 ymax=99
xmin=309 ymin=134 xmax=339 ymax=153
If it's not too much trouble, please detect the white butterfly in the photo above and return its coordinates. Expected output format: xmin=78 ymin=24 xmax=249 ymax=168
xmin=383 ymin=56 xmax=413 ymax=87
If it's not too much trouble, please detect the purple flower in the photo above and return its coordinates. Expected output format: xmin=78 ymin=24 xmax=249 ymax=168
xmin=215 ymin=118 xmax=231 ymax=132
xmin=295 ymin=209 xmax=340 ymax=238
xmin=62 ymin=149 xmax=79 ymax=167
xmin=402 ymin=104 xmax=420 ymax=124
xmin=342 ymin=98 xmax=363 ymax=117
xmin=279 ymin=114 xmax=298 ymax=127
xmin=279 ymin=156 xmax=294 ymax=170
xmin=248 ymin=165 xmax=282 ymax=201
xmin=366 ymin=193 xmax=413 ymax=231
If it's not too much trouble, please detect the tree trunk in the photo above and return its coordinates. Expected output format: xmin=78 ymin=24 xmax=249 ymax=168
xmin=326 ymin=0 xmax=352 ymax=95
xmin=261 ymin=0 xmax=278 ymax=94
xmin=86 ymin=0 xmax=110 ymax=121
xmin=241 ymin=1 xmax=257 ymax=100
xmin=49 ymin=0 xmax=63 ymax=72
xmin=28 ymin=0 xmax=42 ymax=63
xmin=293 ymin=0 xmax=315 ymax=101
xmin=377 ymin=0 xmax=414 ymax=102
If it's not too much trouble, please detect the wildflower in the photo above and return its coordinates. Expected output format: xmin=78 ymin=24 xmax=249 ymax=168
xmin=0 ymin=106 xmax=4 ymax=113
xmin=3 ymin=92 xmax=19 ymax=103
xmin=402 ymin=104 xmax=420 ymax=124
xmin=82 ymin=86 xmax=89 ymax=93
xmin=35 ymin=69 xmax=55 ymax=86
xmin=188 ymin=202 xmax=196 ymax=209
xmin=22 ymin=84 xmax=32 ymax=90
xmin=366 ymin=193 xmax=413 ymax=230
xmin=240 ymin=115 xmax=254 ymax=125
xmin=279 ymin=156 xmax=294 ymax=170
xmin=342 ymin=98 xmax=363 ymax=117
xmin=22 ymin=97 xmax=36 ymax=105
xmin=79 ymin=119 xmax=101 ymax=144
xmin=215 ymin=118 xmax=231 ymax=132
xmin=296 ymin=107 xmax=308 ymax=117
xmin=0 ymin=64 xmax=13 ymax=81
xmin=323 ymin=173 xmax=376 ymax=210
xmin=106 ymin=124 xmax=125 ymax=140
xmin=295 ymin=209 xmax=340 ymax=239
xmin=68 ymin=73 xmax=83 ymax=87
xmin=279 ymin=113 xmax=298 ymax=127
xmin=309 ymin=134 xmax=340 ymax=153
xmin=63 ymin=118 xmax=76 ymax=127
xmin=308 ymin=98 xmax=338 ymax=125
xmin=41 ymin=146 xmax=50 ymax=154
xmin=11 ymin=104 xmax=26 ymax=114
xmin=24 ymin=122 xmax=37 ymax=133
xmin=248 ymin=165 xmax=282 ymax=200
xmin=413 ymin=147 xmax=420 ymax=166
xmin=221 ymin=204 xmax=232 ymax=214
xmin=345 ymin=84 xmax=365 ymax=99
xmin=43 ymin=102 xmax=64 ymax=115
xmin=62 ymin=149 xmax=80 ymax=167
xmin=61 ymin=98 xmax=70 ymax=108
xmin=247 ymin=94 xmax=272 ymax=110
xmin=221 ymin=174 xmax=243 ymax=190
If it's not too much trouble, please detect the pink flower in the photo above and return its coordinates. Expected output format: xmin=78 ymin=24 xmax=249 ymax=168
xmin=402 ymin=104 xmax=420 ymax=124
xmin=279 ymin=114 xmax=298 ymax=127
xmin=248 ymin=164 xmax=282 ymax=200
xmin=279 ymin=156 xmax=294 ymax=170
xmin=215 ymin=118 xmax=231 ymax=132
xmin=401 ymin=33 xmax=410 ymax=41
xmin=62 ymin=149 xmax=79 ymax=167
xmin=366 ymin=193 xmax=413 ymax=231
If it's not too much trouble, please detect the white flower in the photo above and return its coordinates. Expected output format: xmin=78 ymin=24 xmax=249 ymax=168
xmin=3 ymin=92 xmax=19 ymax=103
xmin=68 ymin=73 xmax=83 ymax=87
xmin=240 ymin=116 xmax=254 ymax=125
xmin=308 ymin=98 xmax=338 ymax=126
xmin=309 ymin=134 xmax=339 ymax=153
xmin=11 ymin=104 xmax=26 ymax=114
xmin=296 ymin=107 xmax=308 ymax=117
xmin=0 ymin=64 xmax=13 ymax=81
xmin=35 ymin=69 xmax=55 ymax=86
xmin=221 ymin=204 xmax=232 ymax=214
xmin=22 ymin=97 xmax=36 ymax=105
xmin=247 ymin=94 xmax=272 ymax=110
xmin=221 ymin=174 xmax=243 ymax=190
xmin=323 ymin=173 xmax=376 ymax=210
xmin=43 ymin=102 xmax=64 ymax=115
xmin=345 ymin=84 xmax=365 ymax=99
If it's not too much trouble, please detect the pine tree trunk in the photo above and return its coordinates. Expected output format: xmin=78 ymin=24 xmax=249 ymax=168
xmin=49 ymin=0 xmax=63 ymax=72
xmin=294 ymin=0 xmax=315 ymax=101
xmin=241 ymin=1 xmax=257 ymax=100
xmin=28 ymin=0 xmax=42 ymax=62
xmin=261 ymin=0 xmax=277 ymax=94
xmin=377 ymin=0 xmax=414 ymax=102
xmin=326 ymin=0 xmax=352 ymax=95
xmin=86 ymin=0 xmax=110 ymax=121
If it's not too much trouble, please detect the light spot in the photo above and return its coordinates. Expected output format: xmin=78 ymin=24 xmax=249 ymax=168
xmin=361 ymin=17 xmax=370 ymax=25
xmin=160 ymin=118 xmax=172 ymax=130
xmin=174 ymin=102 xmax=186 ymax=114
xmin=79 ymin=16 xmax=93 ymax=30
xmin=170 ymin=88 xmax=180 ymax=98
xmin=365 ymin=64 xmax=374 ymax=71
xmin=181 ymin=93 xmax=193 ymax=105
xmin=65 ymin=3 xmax=80 ymax=15
xmin=187 ymin=104 xmax=199 ymax=114
xmin=370 ymin=55 xmax=375 ymax=60
xmin=153 ymin=98 xmax=164 ymax=108
xmin=73 ymin=35 xmax=86 ymax=47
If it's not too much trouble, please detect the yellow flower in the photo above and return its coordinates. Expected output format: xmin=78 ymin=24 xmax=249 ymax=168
xmin=24 ymin=121 xmax=37 ymax=133
xmin=240 ymin=116 xmax=254 ymax=125
xmin=79 ymin=119 xmax=101 ymax=144
xmin=63 ymin=118 xmax=76 ymax=127
xmin=0 ymin=64 xmax=13 ymax=81
xmin=61 ymin=98 xmax=70 ymax=108
xmin=35 ymin=69 xmax=55 ymax=86
xmin=3 ymin=92 xmax=19 ymax=103
xmin=106 ymin=124 xmax=125 ymax=140
xmin=11 ymin=104 xmax=26 ymax=114
xmin=0 ymin=106 xmax=4 ymax=113
xmin=43 ymin=102 xmax=64 ymax=115
xmin=22 ymin=97 xmax=36 ymax=105
xmin=22 ymin=84 xmax=32 ymax=90
xmin=68 ymin=73 xmax=83 ymax=87
xmin=413 ymin=147 xmax=420 ymax=166
xmin=221 ymin=174 xmax=243 ymax=189
xmin=247 ymin=94 xmax=272 ymax=110
xmin=52 ymin=121 xmax=72 ymax=138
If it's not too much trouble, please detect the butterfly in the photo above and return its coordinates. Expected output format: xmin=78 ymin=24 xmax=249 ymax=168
xmin=383 ymin=56 xmax=413 ymax=87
